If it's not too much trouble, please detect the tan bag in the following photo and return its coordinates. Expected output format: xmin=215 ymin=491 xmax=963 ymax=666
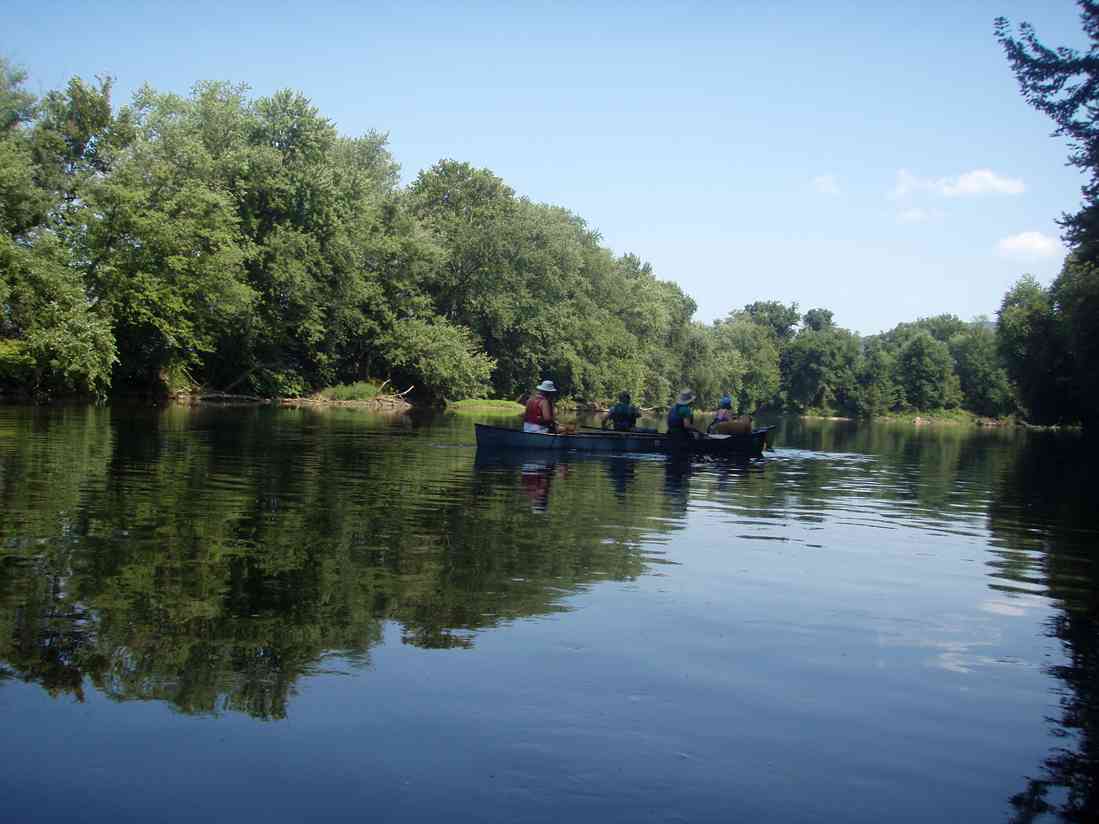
xmin=714 ymin=416 xmax=752 ymax=434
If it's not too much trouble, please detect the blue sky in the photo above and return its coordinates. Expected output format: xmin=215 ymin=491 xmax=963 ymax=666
xmin=6 ymin=0 xmax=1088 ymax=334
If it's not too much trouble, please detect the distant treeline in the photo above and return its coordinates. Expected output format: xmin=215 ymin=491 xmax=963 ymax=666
xmin=0 ymin=57 xmax=1092 ymax=424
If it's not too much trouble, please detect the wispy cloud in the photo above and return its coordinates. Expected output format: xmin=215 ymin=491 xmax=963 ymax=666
xmin=813 ymin=174 xmax=840 ymax=195
xmin=997 ymin=231 xmax=1063 ymax=259
xmin=892 ymin=168 xmax=1025 ymax=199
xmin=944 ymin=169 xmax=1026 ymax=197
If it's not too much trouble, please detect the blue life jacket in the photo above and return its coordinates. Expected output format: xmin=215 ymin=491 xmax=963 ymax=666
xmin=667 ymin=403 xmax=693 ymax=430
xmin=609 ymin=402 xmax=639 ymax=430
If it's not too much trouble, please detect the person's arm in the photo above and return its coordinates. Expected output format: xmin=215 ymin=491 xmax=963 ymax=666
xmin=685 ymin=411 xmax=701 ymax=436
xmin=543 ymin=398 xmax=559 ymax=432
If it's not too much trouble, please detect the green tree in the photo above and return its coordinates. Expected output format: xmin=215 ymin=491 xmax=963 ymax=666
xmin=0 ymin=235 xmax=117 ymax=396
xmin=0 ymin=60 xmax=47 ymax=236
xmin=744 ymin=300 xmax=800 ymax=342
xmin=679 ymin=323 xmax=742 ymax=408
xmin=948 ymin=322 xmax=1015 ymax=418
xmin=896 ymin=330 xmax=962 ymax=411
xmin=712 ymin=312 xmax=780 ymax=413
xmin=0 ymin=69 xmax=120 ymax=396
xmin=408 ymin=159 xmax=520 ymax=329
xmin=997 ymin=2 xmax=1099 ymax=255
xmin=851 ymin=338 xmax=902 ymax=418
xmin=997 ymin=275 xmax=1075 ymax=424
xmin=1051 ymin=256 xmax=1099 ymax=427
xmin=81 ymin=89 xmax=253 ymax=390
xmin=780 ymin=327 xmax=859 ymax=414
xmin=883 ymin=313 xmax=968 ymax=347
xmin=613 ymin=253 xmax=696 ymax=406
xmin=801 ymin=307 xmax=834 ymax=332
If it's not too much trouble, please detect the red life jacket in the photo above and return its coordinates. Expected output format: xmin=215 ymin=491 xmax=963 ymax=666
xmin=524 ymin=395 xmax=551 ymax=425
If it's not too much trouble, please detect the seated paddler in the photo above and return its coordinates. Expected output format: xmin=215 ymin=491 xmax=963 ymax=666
xmin=666 ymin=389 xmax=701 ymax=440
xmin=707 ymin=394 xmax=734 ymax=433
xmin=603 ymin=391 xmax=641 ymax=431
xmin=523 ymin=380 xmax=559 ymax=434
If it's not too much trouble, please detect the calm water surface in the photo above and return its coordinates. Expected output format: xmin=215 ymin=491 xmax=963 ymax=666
xmin=1 ymin=406 xmax=1096 ymax=822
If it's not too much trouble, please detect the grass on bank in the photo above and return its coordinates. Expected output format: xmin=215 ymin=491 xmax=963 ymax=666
xmin=318 ymin=381 xmax=382 ymax=401
xmin=871 ymin=408 xmax=995 ymax=425
xmin=447 ymin=398 xmax=524 ymax=412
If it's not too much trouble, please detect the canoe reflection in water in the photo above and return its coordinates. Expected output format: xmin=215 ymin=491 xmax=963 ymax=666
xmin=475 ymin=445 xmax=765 ymax=515
xmin=663 ymin=454 xmax=693 ymax=513
xmin=475 ymin=449 xmax=649 ymax=511
xmin=520 ymin=460 xmax=570 ymax=513
xmin=604 ymin=456 xmax=637 ymax=497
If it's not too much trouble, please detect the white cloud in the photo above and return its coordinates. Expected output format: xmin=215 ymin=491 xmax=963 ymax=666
xmin=813 ymin=174 xmax=840 ymax=195
xmin=891 ymin=168 xmax=1025 ymax=199
xmin=997 ymin=231 xmax=1063 ymax=258
xmin=891 ymin=169 xmax=923 ymax=199
xmin=943 ymin=169 xmax=1025 ymax=197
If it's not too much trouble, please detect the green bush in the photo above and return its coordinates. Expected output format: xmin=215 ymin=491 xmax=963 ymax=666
xmin=447 ymin=398 xmax=523 ymax=412
xmin=250 ymin=368 xmax=307 ymax=398
xmin=0 ymin=338 xmax=33 ymax=387
xmin=319 ymin=381 xmax=381 ymax=401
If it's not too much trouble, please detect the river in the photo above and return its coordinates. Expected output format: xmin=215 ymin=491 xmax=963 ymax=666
xmin=0 ymin=405 xmax=1095 ymax=822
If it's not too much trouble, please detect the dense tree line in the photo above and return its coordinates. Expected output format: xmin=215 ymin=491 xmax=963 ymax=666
xmin=0 ymin=63 xmax=700 ymax=403
xmin=682 ymin=303 xmax=1014 ymax=419
xmin=0 ymin=59 xmax=1036 ymax=419
xmin=995 ymin=1 xmax=1099 ymax=429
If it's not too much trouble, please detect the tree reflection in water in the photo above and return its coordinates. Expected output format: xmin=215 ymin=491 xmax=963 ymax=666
xmin=988 ymin=434 xmax=1099 ymax=823
xmin=4 ymin=403 xmax=1099 ymax=823
xmin=0 ymin=409 xmax=679 ymax=718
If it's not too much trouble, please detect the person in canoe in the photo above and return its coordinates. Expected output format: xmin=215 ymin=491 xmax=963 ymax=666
xmin=666 ymin=389 xmax=702 ymax=441
xmin=602 ymin=391 xmax=641 ymax=431
xmin=522 ymin=380 xmax=559 ymax=434
xmin=707 ymin=394 xmax=734 ymax=433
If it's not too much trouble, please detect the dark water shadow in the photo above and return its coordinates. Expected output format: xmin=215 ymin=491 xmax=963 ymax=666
xmin=987 ymin=433 xmax=1099 ymax=823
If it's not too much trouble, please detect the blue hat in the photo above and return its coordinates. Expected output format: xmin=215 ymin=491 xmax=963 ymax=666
xmin=719 ymin=395 xmax=733 ymax=409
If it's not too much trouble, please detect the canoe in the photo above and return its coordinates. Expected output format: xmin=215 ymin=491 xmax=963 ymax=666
xmin=474 ymin=423 xmax=773 ymax=457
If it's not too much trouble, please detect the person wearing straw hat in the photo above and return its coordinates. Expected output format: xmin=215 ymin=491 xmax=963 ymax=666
xmin=523 ymin=380 xmax=559 ymax=434
xmin=666 ymin=389 xmax=700 ymax=441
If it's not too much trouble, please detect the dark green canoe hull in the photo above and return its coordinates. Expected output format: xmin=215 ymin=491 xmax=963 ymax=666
xmin=474 ymin=424 xmax=772 ymax=457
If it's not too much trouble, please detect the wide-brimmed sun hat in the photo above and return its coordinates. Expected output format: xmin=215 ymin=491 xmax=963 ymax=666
xmin=676 ymin=389 xmax=696 ymax=404
xmin=536 ymin=380 xmax=558 ymax=393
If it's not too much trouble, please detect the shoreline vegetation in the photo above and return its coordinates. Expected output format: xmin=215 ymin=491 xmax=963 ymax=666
xmin=2 ymin=19 xmax=1098 ymax=429
xmin=168 ymin=379 xmax=415 ymax=411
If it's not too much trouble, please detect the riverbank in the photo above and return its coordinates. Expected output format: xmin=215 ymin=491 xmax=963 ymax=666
xmin=798 ymin=409 xmax=1021 ymax=427
xmin=0 ymin=389 xmax=1069 ymax=433
xmin=448 ymin=398 xmax=1020 ymax=427
xmin=174 ymin=380 xmax=414 ymax=412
